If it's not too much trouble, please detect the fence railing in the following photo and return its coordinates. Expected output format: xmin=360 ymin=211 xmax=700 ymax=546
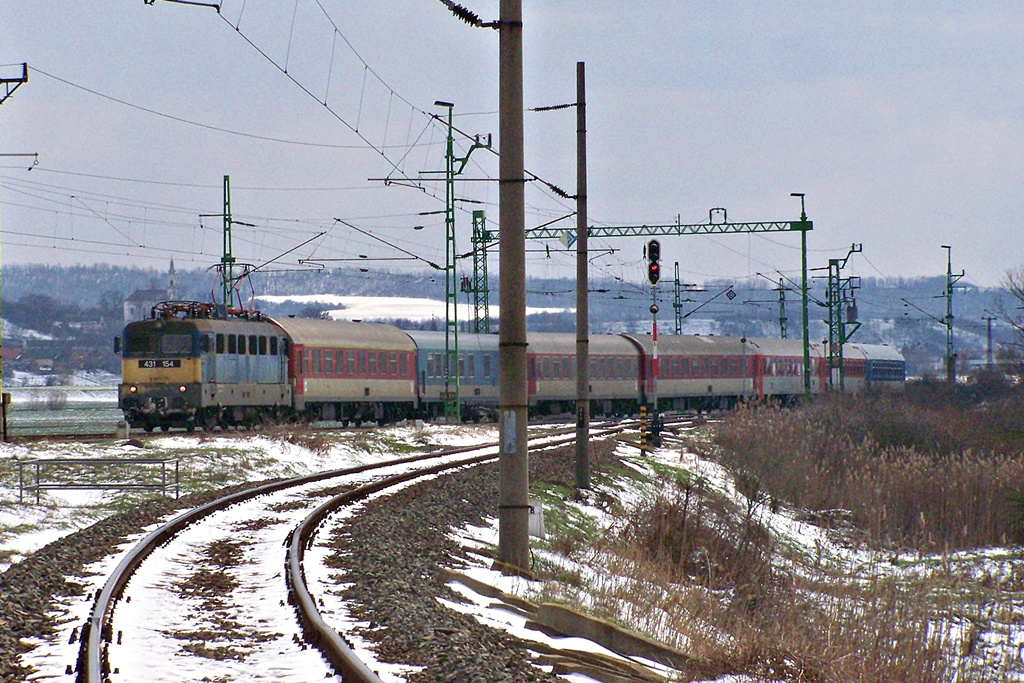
xmin=17 ymin=458 xmax=179 ymax=504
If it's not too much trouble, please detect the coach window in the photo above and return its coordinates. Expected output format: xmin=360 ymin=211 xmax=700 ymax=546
xmin=346 ymin=350 xmax=355 ymax=375
xmin=228 ymin=334 xmax=237 ymax=354
xmin=216 ymin=334 xmax=226 ymax=354
xmin=552 ymin=357 xmax=560 ymax=380
xmin=400 ymin=352 xmax=408 ymax=377
xmin=296 ymin=350 xmax=303 ymax=373
xmin=313 ymin=350 xmax=321 ymax=375
xmin=483 ymin=354 xmax=491 ymax=379
xmin=366 ymin=351 xmax=376 ymax=376
xmin=324 ymin=351 xmax=333 ymax=376
xmin=466 ymin=354 xmax=474 ymax=379
xmin=270 ymin=336 xmax=278 ymax=355
xmin=379 ymin=352 xmax=387 ymax=376
xmin=246 ymin=335 xmax=255 ymax=355
xmin=542 ymin=356 xmax=550 ymax=380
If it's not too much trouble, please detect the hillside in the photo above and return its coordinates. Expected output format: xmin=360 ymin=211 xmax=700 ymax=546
xmin=1 ymin=263 xmax=1020 ymax=379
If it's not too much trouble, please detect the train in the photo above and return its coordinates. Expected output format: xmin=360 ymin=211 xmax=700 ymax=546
xmin=115 ymin=301 xmax=905 ymax=431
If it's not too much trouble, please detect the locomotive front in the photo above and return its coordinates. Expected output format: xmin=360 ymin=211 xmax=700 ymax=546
xmin=118 ymin=318 xmax=204 ymax=431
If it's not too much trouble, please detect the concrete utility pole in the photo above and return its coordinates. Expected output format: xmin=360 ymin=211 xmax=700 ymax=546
xmin=983 ymin=315 xmax=996 ymax=368
xmin=497 ymin=0 xmax=530 ymax=570
xmin=574 ymin=61 xmax=590 ymax=491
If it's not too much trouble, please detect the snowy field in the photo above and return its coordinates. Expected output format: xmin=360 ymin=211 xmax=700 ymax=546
xmin=256 ymin=293 xmax=571 ymax=322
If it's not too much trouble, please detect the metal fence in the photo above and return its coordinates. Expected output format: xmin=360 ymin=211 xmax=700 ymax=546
xmin=17 ymin=458 xmax=179 ymax=504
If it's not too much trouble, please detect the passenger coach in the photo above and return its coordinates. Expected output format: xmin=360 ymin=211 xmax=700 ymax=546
xmin=272 ymin=317 xmax=417 ymax=424
xmin=406 ymin=330 xmax=499 ymax=421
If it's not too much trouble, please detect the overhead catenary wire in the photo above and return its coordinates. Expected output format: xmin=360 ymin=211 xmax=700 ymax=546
xmin=30 ymin=68 xmax=405 ymax=150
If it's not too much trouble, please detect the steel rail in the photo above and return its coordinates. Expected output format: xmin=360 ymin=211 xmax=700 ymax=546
xmin=285 ymin=425 xmax=630 ymax=682
xmin=75 ymin=421 xmax=620 ymax=682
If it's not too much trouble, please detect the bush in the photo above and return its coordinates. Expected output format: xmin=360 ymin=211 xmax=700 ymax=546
xmin=707 ymin=396 xmax=1024 ymax=551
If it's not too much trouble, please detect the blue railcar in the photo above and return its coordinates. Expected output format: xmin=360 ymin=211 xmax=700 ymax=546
xmin=405 ymin=330 xmax=499 ymax=421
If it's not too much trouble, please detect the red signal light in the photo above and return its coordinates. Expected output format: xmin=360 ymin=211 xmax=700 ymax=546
xmin=648 ymin=261 xmax=661 ymax=285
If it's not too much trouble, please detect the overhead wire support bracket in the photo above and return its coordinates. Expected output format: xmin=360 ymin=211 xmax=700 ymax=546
xmin=144 ymin=0 xmax=221 ymax=11
xmin=476 ymin=202 xmax=814 ymax=395
xmin=0 ymin=63 xmax=28 ymax=106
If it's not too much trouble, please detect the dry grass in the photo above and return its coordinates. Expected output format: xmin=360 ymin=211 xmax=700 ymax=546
xmin=704 ymin=393 xmax=1024 ymax=553
xmin=534 ymin=469 xmax=974 ymax=682
xmin=529 ymin=402 xmax=1024 ymax=681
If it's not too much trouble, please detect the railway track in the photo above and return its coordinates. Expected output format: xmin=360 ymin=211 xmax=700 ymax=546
xmin=73 ymin=421 xmax=634 ymax=682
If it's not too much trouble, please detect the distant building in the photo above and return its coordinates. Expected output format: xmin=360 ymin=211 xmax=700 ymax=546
xmin=123 ymin=260 xmax=178 ymax=323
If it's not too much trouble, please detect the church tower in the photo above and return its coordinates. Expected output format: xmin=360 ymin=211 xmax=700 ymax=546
xmin=168 ymin=259 xmax=178 ymax=300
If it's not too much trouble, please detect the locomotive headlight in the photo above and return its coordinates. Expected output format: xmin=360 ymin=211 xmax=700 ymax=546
xmin=178 ymin=385 xmax=187 ymax=393
xmin=129 ymin=385 xmax=138 ymax=394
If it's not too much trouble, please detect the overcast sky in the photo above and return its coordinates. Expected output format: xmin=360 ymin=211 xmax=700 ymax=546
xmin=2 ymin=1 xmax=1023 ymax=291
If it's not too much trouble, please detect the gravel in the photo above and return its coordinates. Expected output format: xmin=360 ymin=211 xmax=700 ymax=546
xmin=0 ymin=482 xmax=270 ymax=683
xmin=325 ymin=439 xmax=621 ymax=682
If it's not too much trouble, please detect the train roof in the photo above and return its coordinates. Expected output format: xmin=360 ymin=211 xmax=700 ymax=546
xmin=622 ymin=333 xmax=829 ymax=359
xmin=738 ymin=336 xmax=826 ymax=358
xmin=847 ymin=342 xmax=905 ymax=362
xmin=268 ymin=318 xmax=415 ymax=350
xmin=526 ymin=332 xmax=636 ymax=355
xmin=124 ymin=316 xmax=283 ymax=336
xmin=404 ymin=330 xmax=499 ymax=353
xmin=624 ymin=333 xmax=746 ymax=355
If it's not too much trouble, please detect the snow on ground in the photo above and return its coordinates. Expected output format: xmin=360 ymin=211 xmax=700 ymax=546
xmin=0 ymin=423 xmax=496 ymax=571
xmin=256 ymin=294 xmax=571 ymax=321
xmin=444 ymin=434 xmax=1024 ymax=682
xmin=6 ymin=372 xmax=119 ymax=390
xmin=8 ymin=421 xmax=1024 ymax=681
xmin=6 ymin=424 xmax=505 ymax=683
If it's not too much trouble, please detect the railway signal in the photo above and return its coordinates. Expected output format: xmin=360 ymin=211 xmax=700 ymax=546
xmin=647 ymin=239 xmax=661 ymax=285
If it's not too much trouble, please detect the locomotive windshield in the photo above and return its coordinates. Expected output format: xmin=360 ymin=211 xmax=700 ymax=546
xmin=124 ymin=331 xmax=157 ymax=356
xmin=161 ymin=334 xmax=194 ymax=355
xmin=123 ymin=328 xmax=195 ymax=357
